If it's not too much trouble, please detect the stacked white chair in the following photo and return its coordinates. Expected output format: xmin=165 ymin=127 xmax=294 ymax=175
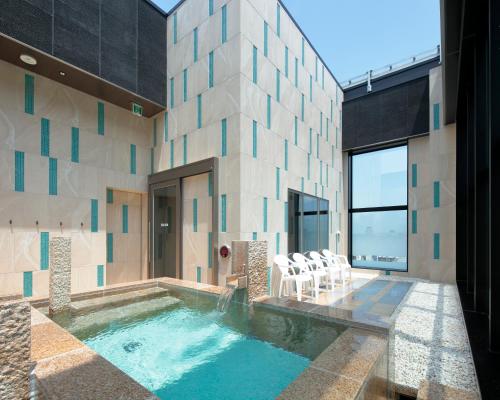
xmin=309 ymin=251 xmax=341 ymax=290
xmin=292 ymin=253 xmax=327 ymax=300
xmin=321 ymin=249 xmax=352 ymax=285
xmin=273 ymin=255 xmax=313 ymax=302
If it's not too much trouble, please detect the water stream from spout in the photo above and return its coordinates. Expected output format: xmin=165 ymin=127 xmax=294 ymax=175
xmin=216 ymin=286 xmax=236 ymax=313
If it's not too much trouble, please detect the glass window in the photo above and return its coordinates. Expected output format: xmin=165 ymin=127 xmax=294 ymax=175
xmin=349 ymin=145 xmax=408 ymax=271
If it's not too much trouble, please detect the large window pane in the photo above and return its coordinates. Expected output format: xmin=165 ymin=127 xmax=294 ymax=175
xmin=352 ymin=146 xmax=407 ymax=208
xmin=351 ymin=210 xmax=407 ymax=271
xmin=319 ymin=199 xmax=329 ymax=250
xmin=303 ymin=195 xmax=318 ymax=251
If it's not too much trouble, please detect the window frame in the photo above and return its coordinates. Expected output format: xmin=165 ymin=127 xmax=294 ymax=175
xmin=348 ymin=142 xmax=409 ymax=272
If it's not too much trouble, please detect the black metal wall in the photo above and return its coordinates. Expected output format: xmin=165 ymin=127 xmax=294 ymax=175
xmin=0 ymin=0 xmax=166 ymax=106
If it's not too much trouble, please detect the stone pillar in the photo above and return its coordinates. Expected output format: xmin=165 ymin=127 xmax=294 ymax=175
xmin=232 ymin=241 xmax=268 ymax=302
xmin=49 ymin=237 xmax=72 ymax=316
xmin=0 ymin=300 xmax=31 ymax=400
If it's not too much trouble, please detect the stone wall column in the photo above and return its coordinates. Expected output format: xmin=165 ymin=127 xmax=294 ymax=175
xmin=49 ymin=237 xmax=72 ymax=316
xmin=231 ymin=240 xmax=268 ymax=302
xmin=0 ymin=300 xmax=31 ymax=400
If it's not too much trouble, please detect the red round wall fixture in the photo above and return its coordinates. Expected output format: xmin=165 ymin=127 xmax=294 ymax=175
xmin=219 ymin=245 xmax=231 ymax=258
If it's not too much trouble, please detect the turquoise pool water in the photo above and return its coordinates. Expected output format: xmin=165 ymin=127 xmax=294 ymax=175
xmin=58 ymin=287 xmax=344 ymax=400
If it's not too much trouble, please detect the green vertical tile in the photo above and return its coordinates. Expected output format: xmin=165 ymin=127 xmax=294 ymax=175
xmin=284 ymin=46 xmax=289 ymax=78
xmin=150 ymin=147 xmax=154 ymax=174
xmin=221 ymin=194 xmax=227 ymax=232
xmin=309 ymin=74 xmax=313 ymax=102
xmin=97 ymin=265 xmax=104 ymax=287
xmin=252 ymin=120 xmax=257 ymax=158
xmin=208 ymin=172 xmax=213 ymax=197
xmin=170 ymin=77 xmax=174 ymax=109
xmin=107 ymin=189 xmax=113 ymax=204
xmin=276 ymin=232 xmax=280 ymax=254
xmin=153 ymin=118 xmax=157 ymax=147
xmin=331 ymin=144 xmax=334 ymax=166
xmin=284 ymin=202 xmax=288 ymax=232
xmin=301 ymin=37 xmax=305 ymax=65
xmin=301 ymin=177 xmax=304 ymax=192
xmin=197 ymin=266 xmax=202 ymax=283
xmin=263 ymin=21 xmax=268 ymax=57
xmin=330 ymin=99 xmax=333 ymax=121
xmin=221 ymin=118 xmax=227 ymax=157
xmin=23 ymin=271 xmax=33 ymax=297
xmin=25 ymin=74 xmax=34 ymax=115
xmin=294 ymin=116 xmax=298 ymax=145
xmin=49 ymin=158 xmax=57 ymax=195
xmin=434 ymin=233 xmax=440 ymax=260
xmin=107 ymin=233 xmax=113 ymax=263
xmin=14 ymin=151 xmax=24 ymax=192
xmin=193 ymin=198 xmax=198 ymax=232
xmin=263 ymin=197 xmax=268 ymax=232
xmin=97 ymin=102 xmax=104 ymax=135
xmin=321 ymin=185 xmax=324 ymax=198
xmin=295 ymin=57 xmax=298 ymax=88
xmin=122 ymin=204 xmax=128 ymax=234
xmin=183 ymin=69 xmax=188 ymax=102
xmin=412 ymin=164 xmax=417 ymax=187
xmin=252 ymin=46 xmax=258 ymax=84
xmin=130 ymin=144 xmax=136 ymax=175
xmin=164 ymin=112 xmax=169 ymax=142
xmin=197 ymin=94 xmax=202 ymax=128
xmin=170 ymin=139 xmax=174 ymax=169
xmin=41 ymin=118 xmax=50 ymax=157
xmin=276 ymin=68 xmax=280 ymax=102
xmin=183 ymin=134 xmax=187 ymax=165
xmin=412 ymin=210 xmax=417 ymax=234
xmin=193 ymin=27 xmax=198 ymax=62
xmin=276 ymin=3 xmax=280 ymax=37
xmin=71 ymin=127 xmax=79 ymax=163
xmin=284 ymin=139 xmax=288 ymax=171
xmin=434 ymin=181 xmax=440 ymax=207
xmin=252 ymin=232 xmax=257 ymax=240
xmin=433 ymin=103 xmax=440 ymax=130
xmin=40 ymin=232 xmax=49 ymax=270
xmin=91 ymin=199 xmax=98 ymax=232
xmin=301 ymin=94 xmax=305 ymax=121
xmin=267 ymin=94 xmax=271 ymax=129
xmin=276 ymin=167 xmax=280 ymax=200
xmin=209 ymin=51 xmax=214 ymax=88
xmin=173 ymin=13 xmax=177 ymax=44
xmin=221 ymin=4 xmax=227 ymax=43
xmin=209 ymin=0 xmax=214 ymax=16
xmin=208 ymin=232 xmax=213 ymax=268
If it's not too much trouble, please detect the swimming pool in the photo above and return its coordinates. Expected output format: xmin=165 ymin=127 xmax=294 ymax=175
xmin=52 ymin=286 xmax=345 ymax=400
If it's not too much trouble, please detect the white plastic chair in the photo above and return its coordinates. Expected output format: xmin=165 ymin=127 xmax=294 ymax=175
xmin=273 ymin=255 xmax=313 ymax=302
xmin=335 ymin=254 xmax=352 ymax=282
xmin=292 ymin=253 xmax=327 ymax=300
xmin=322 ymin=250 xmax=351 ymax=285
xmin=309 ymin=251 xmax=340 ymax=290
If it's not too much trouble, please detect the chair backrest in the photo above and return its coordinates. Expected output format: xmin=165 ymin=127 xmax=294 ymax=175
xmin=309 ymin=251 xmax=327 ymax=269
xmin=336 ymin=255 xmax=351 ymax=268
xmin=322 ymin=249 xmax=334 ymax=259
xmin=273 ymin=255 xmax=295 ymax=276
xmin=292 ymin=253 xmax=312 ymax=273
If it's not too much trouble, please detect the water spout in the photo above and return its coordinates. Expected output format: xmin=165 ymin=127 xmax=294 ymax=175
xmin=217 ymin=286 xmax=236 ymax=313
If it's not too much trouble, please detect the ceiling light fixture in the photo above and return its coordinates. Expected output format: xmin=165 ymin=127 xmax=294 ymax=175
xmin=19 ymin=54 xmax=37 ymax=66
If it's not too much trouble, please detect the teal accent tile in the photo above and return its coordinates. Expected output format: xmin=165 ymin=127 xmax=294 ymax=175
xmin=193 ymin=27 xmax=198 ymax=62
xmin=411 ymin=210 xmax=417 ymax=234
xmin=71 ymin=127 xmax=79 ymax=163
xmin=197 ymin=266 xmax=202 ymax=283
xmin=14 ymin=151 xmax=24 ymax=192
xmin=385 ymin=271 xmax=391 ymax=276
xmin=209 ymin=51 xmax=214 ymax=88
xmin=193 ymin=198 xmax=198 ymax=232
xmin=412 ymin=163 xmax=417 ymax=187
xmin=307 ymin=153 xmax=310 ymax=180
xmin=221 ymin=5 xmax=227 ymax=43
xmin=173 ymin=13 xmax=177 ymax=44
xmin=221 ymin=118 xmax=227 ymax=157
xmin=97 ymin=265 xmax=104 ymax=287
xmin=434 ymin=233 xmax=440 ymax=260
xmin=170 ymin=77 xmax=174 ymax=109
xmin=267 ymin=95 xmax=271 ymax=129
xmin=252 ymin=46 xmax=258 ymax=84
xmin=209 ymin=0 xmax=214 ymax=15
xmin=263 ymin=197 xmax=268 ymax=232
xmin=208 ymin=172 xmax=213 ymax=197
xmin=164 ymin=112 xmax=169 ymax=142
xmin=301 ymin=94 xmax=304 ymax=121
xmin=294 ymin=116 xmax=298 ymax=145
xmin=183 ymin=134 xmax=187 ymax=165
xmin=252 ymin=120 xmax=257 ymax=158
xmin=107 ymin=233 xmax=113 ymax=263
xmin=284 ymin=46 xmax=289 ymax=78
xmin=40 ymin=232 xmax=49 ymax=270
xmin=183 ymin=69 xmax=188 ymax=102
xmin=301 ymin=37 xmax=305 ymax=65
xmin=130 ymin=144 xmax=136 ymax=175
xmin=153 ymin=118 xmax=157 ymax=147
xmin=49 ymin=157 xmax=57 ymax=195
xmin=97 ymin=102 xmax=104 ymax=135
xmin=264 ymin=21 xmax=268 ymax=57
xmin=276 ymin=3 xmax=280 ymax=37
xmin=107 ymin=189 xmax=113 ymax=204
xmin=170 ymin=139 xmax=174 ymax=168
xmin=91 ymin=199 xmax=98 ymax=232
xmin=284 ymin=139 xmax=288 ymax=171
xmin=122 ymin=204 xmax=128 ymax=234
xmin=208 ymin=232 xmax=213 ymax=268
xmin=150 ymin=147 xmax=154 ymax=174
xmin=301 ymin=177 xmax=304 ymax=192
xmin=294 ymin=57 xmax=298 ymax=88
xmin=309 ymin=74 xmax=313 ymax=102
xmin=276 ymin=232 xmax=280 ymax=254
xmin=276 ymin=167 xmax=280 ymax=200
xmin=41 ymin=118 xmax=50 ymax=157
xmin=276 ymin=68 xmax=280 ymax=102
xmin=267 ymin=266 xmax=271 ymax=295
xmin=221 ymin=194 xmax=227 ymax=232
xmin=25 ymin=74 xmax=34 ymax=114
xmin=23 ymin=271 xmax=33 ymax=297
xmin=434 ymin=181 xmax=440 ymax=207
xmin=433 ymin=103 xmax=440 ymax=130
xmin=252 ymin=232 xmax=257 ymax=240
xmin=284 ymin=202 xmax=288 ymax=232
xmin=197 ymin=94 xmax=202 ymax=128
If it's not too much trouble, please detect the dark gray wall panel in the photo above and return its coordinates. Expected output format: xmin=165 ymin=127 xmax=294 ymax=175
xmin=343 ymin=77 xmax=429 ymax=150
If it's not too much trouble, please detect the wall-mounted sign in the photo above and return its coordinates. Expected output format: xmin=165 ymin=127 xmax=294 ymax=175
xmin=131 ymin=102 xmax=143 ymax=117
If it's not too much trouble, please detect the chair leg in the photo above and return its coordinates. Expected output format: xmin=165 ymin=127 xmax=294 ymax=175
xmin=278 ymin=278 xmax=283 ymax=298
xmin=297 ymin=280 xmax=302 ymax=302
xmin=314 ymin=277 xmax=320 ymax=300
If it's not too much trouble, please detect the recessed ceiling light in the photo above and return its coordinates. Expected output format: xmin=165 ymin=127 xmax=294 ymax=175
xmin=19 ymin=54 xmax=37 ymax=66
xmin=59 ymin=71 xmax=66 ymax=76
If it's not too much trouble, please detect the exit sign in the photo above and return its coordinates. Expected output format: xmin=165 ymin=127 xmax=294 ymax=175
xmin=131 ymin=103 xmax=143 ymax=116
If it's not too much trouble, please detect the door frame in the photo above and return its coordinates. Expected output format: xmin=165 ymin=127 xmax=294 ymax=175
xmin=148 ymin=157 xmax=219 ymax=285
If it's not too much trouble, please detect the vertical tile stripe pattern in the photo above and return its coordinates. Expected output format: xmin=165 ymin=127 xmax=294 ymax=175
xmin=122 ymin=204 xmax=128 ymax=234
xmin=40 ymin=232 xmax=49 ymax=270
xmin=276 ymin=3 xmax=281 ymax=37
xmin=434 ymin=181 xmax=440 ymax=207
xmin=284 ymin=202 xmax=288 ymax=232
xmin=284 ymin=46 xmax=289 ymax=78
xmin=91 ymin=199 xmax=98 ymax=232
xmin=14 ymin=151 xmax=24 ymax=192
xmin=183 ymin=69 xmax=188 ymax=102
xmin=25 ymin=74 xmax=34 ymax=114
xmin=264 ymin=22 xmax=268 ymax=57
xmin=284 ymin=139 xmax=288 ymax=171
xmin=252 ymin=46 xmax=258 ymax=84
xmin=221 ymin=5 xmax=227 ymax=43
xmin=412 ymin=210 xmax=417 ymax=234
xmin=276 ymin=232 xmax=280 ymax=254
xmin=107 ymin=189 xmax=113 ymax=204
xmin=221 ymin=118 xmax=227 ymax=157
xmin=197 ymin=266 xmax=202 ymax=283
xmin=41 ymin=118 xmax=50 ymax=157
xmin=209 ymin=51 xmax=214 ymax=88
xmin=197 ymin=94 xmax=202 ymax=128
xmin=208 ymin=172 xmax=213 ymax=197
xmin=263 ymin=197 xmax=268 ymax=232
xmin=150 ymin=148 xmax=154 ymax=174
xmin=193 ymin=28 xmax=198 ymax=62
xmin=209 ymin=0 xmax=214 ymax=15
xmin=23 ymin=271 xmax=33 ymax=297
xmin=411 ymin=164 xmax=417 ymax=187
xmin=153 ymin=118 xmax=157 ymax=146
xmin=183 ymin=134 xmax=187 ymax=165
xmin=173 ymin=13 xmax=177 ymax=44
xmin=107 ymin=233 xmax=113 ymax=263
xmin=294 ymin=117 xmax=298 ymax=145
xmin=434 ymin=233 xmax=440 ymax=260
xmin=71 ymin=127 xmax=79 ymax=163
xmin=252 ymin=120 xmax=257 ymax=158
xmin=97 ymin=265 xmax=104 ymax=287
xmin=97 ymin=102 xmax=104 ymax=135
xmin=252 ymin=232 xmax=257 ymax=240
xmin=49 ymin=158 xmax=57 ymax=196
xmin=170 ymin=78 xmax=174 ymax=109
xmin=130 ymin=144 xmax=136 ymax=175
xmin=193 ymin=198 xmax=198 ymax=232
xmin=164 ymin=112 xmax=169 ymax=142
xmin=301 ymin=37 xmax=305 ymax=65
xmin=208 ymin=232 xmax=213 ymax=267
xmin=170 ymin=140 xmax=174 ymax=168
xmin=301 ymin=177 xmax=304 ymax=192
xmin=221 ymin=194 xmax=227 ymax=232
xmin=433 ymin=103 xmax=440 ymax=130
